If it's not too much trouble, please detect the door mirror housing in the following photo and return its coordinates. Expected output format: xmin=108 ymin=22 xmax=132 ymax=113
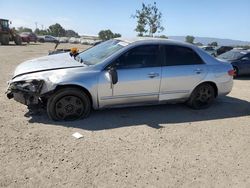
xmin=108 ymin=67 xmax=118 ymax=85
xmin=241 ymin=57 xmax=249 ymax=62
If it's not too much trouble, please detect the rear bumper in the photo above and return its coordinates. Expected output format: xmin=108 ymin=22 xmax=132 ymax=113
xmin=217 ymin=79 xmax=234 ymax=96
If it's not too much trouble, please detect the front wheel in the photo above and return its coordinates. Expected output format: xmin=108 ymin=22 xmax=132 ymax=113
xmin=1 ymin=35 xmax=9 ymax=45
xmin=47 ymin=88 xmax=91 ymax=121
xmin=187 ymin=83 xmax=215 ymax=109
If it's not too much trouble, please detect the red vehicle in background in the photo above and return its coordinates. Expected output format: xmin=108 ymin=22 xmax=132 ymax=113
xmin=20 ymin=32 xmax=37 ymax=43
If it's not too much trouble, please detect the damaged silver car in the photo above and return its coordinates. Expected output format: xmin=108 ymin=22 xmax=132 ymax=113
xmin=6 ymin=38 xmax=234 ymax=121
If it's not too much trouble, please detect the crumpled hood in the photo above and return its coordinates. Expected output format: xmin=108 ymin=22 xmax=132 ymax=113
xmin=13 ymin=53 xmax=84 ymax=78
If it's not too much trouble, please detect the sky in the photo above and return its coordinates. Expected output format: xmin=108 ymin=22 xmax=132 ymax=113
xmin=0 ymin=0 xmax=250 ymax=41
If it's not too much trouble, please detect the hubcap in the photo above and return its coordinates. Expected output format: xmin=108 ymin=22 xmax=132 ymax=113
xmin=55 ymin=96 xmax=84 ymax=120
xmin=196 ymin=86 xmax=213 ymax=106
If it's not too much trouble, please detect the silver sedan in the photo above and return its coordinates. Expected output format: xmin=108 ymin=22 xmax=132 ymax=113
xmin=6 ymin=38 xmax=234 ymax=120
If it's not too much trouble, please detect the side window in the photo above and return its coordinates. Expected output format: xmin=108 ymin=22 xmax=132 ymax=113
xmin=165 ymin=45 xmax=204 ymax=66
xmin=115 ymin=45 xmax=160 ymax=69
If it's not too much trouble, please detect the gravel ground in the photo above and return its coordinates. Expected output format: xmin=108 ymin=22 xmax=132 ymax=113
xmin=0 ymin=43 xmax=250 ymax=188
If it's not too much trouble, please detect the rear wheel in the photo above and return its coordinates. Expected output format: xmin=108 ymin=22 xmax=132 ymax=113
xmin=187 ymin=83 xmax=215 ymax=109
xmin=47 ymin=88 xmax=91 ymax=121
xmin=14 ymin=35 xmax=22 ymax=45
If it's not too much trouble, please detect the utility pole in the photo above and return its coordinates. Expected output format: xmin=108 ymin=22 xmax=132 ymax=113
xmin=35 ymin=22 xmax=38 ymax=30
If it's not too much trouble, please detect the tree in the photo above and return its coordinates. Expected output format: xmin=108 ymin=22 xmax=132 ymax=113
xmin=65 ymin=30 xmax=80 ymax=38
xmin=157 ymin=35 xmax=168 ymax=39
xmin=147 ymin=2 xmax=164 ymax=36
xmin=113 ymin=33 xmax=122 ymax=38
xmin=133 ymin=3 xmax=149 ymax=36
xmin=17 ymin=27 xmax=33 ymax=33
xmin=47 ymin=23 xmax=66 ymax=37
xmin=195 ymin=42 xmax=203 ymax=46
xmin=185 ymin=35 xmax=195 ymax=44
xmin=209 ymin=41 xmax=218 ymax=47
xmin=98 ymin=30 xmax=121 ymax=41
xmin=133 ymin=2 xmax=164 ymax=37
xmin=34 ymin=28 xmax=48 ymax=35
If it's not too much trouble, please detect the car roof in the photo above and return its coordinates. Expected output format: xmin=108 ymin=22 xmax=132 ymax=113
xmin=117 ymin=37 xmax=194 ymax=47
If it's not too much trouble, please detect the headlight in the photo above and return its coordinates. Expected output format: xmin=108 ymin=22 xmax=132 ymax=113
xmin=11 ymin=80 xmax=44 ymax=93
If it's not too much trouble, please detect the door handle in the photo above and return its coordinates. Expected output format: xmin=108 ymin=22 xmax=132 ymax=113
xmin=194 ymin=68 xmax=203 ymax=74
xmin=148 ymin=73 xmax=159 ymax=78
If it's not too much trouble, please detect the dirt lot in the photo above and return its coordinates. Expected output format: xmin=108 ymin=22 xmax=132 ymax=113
xmin=0 ymin=43 xmax=250 ymax=188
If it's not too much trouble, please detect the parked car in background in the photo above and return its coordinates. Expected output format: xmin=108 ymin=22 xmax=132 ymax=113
xmin=59 ymin=37 xmax=69 ymax=43
xmin=216 ymin=46 xmax=233 ymax=56
xmin=69 ymin=37 xmax=80 ymax=44
xmin=80 ymin=38 xmax=102 ymax=45
xmin=200 ymin=46 xmax=216 ymax=56
xmin=6 ymin=38 xmax=234 ymax=121
xmin=38 ymin=35 xmax=59 ymax=43
xmin=20 ymin=32 xmax=37 ymax=43
xmin=217 ymin=49 xmax=250 ymax=77
xmin=93 ymin=40 xmax=103 ymax=46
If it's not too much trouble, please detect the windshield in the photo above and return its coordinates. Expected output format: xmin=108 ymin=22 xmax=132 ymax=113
xmin=218 ymin=50 xmax=245 ymax=60
xmin=76 ymin=39 xmax=127 ymax=65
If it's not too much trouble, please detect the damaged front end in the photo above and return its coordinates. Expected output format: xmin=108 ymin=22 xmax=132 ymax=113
xmin=6 ymin=80 xmax=45 ymax=106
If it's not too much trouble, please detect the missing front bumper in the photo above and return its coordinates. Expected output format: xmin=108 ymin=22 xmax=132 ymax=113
xmin=6 ymin=80 xmax=44 ymax=106
xmin=7 ymin=91 xmax=40 ymax=105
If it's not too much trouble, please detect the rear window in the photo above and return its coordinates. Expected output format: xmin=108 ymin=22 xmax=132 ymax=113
xmin=217 ymin=50 xmax=245 ymax=60
xmin=164 ymin=45 xmax=204 ymax=66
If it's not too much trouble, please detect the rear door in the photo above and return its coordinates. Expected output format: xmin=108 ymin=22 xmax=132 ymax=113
xmin=159 ymin=45 xmax=208 ymax=101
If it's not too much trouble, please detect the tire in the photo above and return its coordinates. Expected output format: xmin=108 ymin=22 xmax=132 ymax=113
xmin=1 ymin=35 xmax=9 ymax=45
xmin=233 ymin=66 xmax=239 ymax=78
xmin=14 ymin=35 xmax=22 ymax=45
xmin=187 ymin=83 xmax=215 ymax=109
xmin=39 ymin=38 xmax=45 ymax=43
xmin=47 ymin=88 xmax=91 ymax=121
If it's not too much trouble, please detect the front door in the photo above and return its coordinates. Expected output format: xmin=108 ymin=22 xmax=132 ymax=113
xmin=98 ymin=45 xmax=162 ymax=108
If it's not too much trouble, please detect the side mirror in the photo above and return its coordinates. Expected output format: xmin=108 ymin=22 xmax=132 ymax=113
xmin=241 ymin=57 xmax=249 ymax=61
xmin=108 ymin=67 xmax=118 ymax=85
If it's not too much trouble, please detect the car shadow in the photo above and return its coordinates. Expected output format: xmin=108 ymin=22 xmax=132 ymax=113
xmin=27 ymin=96 xmax=250 ymax=131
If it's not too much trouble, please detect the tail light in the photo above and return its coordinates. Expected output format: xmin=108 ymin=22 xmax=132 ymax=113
xmin=228 ymin=69 xmax=235 ymax=76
